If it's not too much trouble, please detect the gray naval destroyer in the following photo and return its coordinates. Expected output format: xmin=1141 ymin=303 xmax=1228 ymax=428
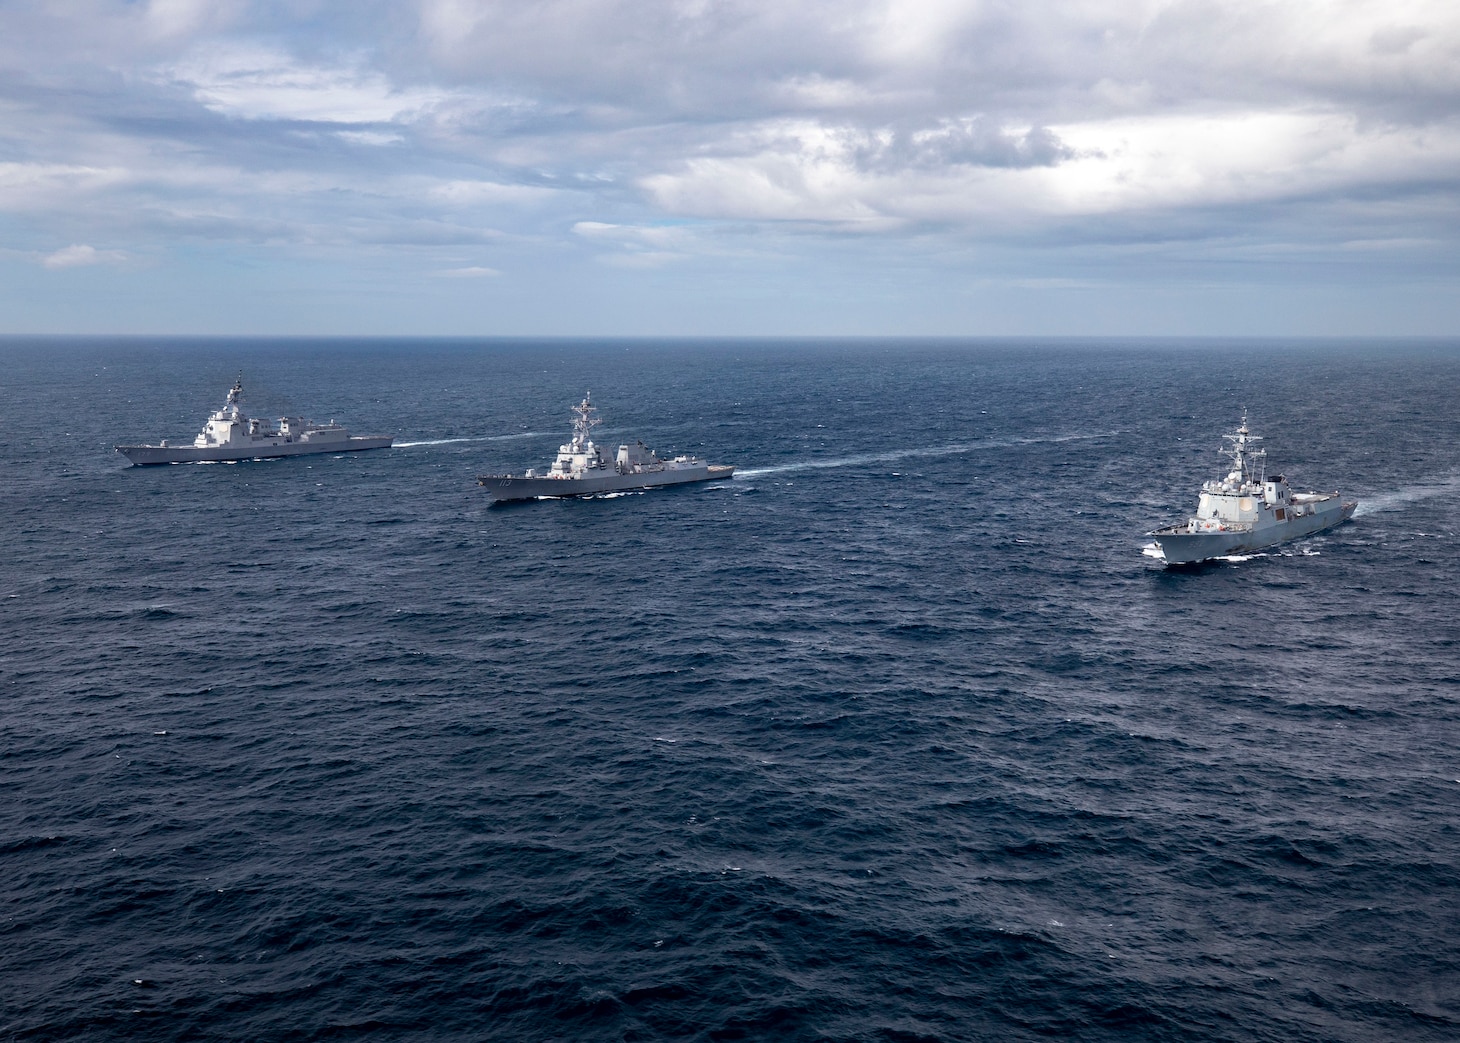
xmin=1150 ymin=415 xmax=1356 ymax=565
xmin=115 ymin=379 xmax=393 ymax=465
xmin=478 ymin=392 xmax=734 ymax=503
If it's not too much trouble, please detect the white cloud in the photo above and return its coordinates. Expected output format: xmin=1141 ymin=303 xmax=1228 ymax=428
xmin=0 ymin=163 xmax=131 ymax=210
xmin=1 ymin=0 xmax=1457 ymax=331
xmin=638 ymin=105 xmax=1460 ymax=232
xmin=860 ymin=0 xmax=985 ymax=68
xmin=160 ymin=44 xmax=454 ymax=123
xmin=572 ymin=221 xmax=688 ymax=247
xmin=572 ymin=220 xmax=699 ymax=264
xmin=641 ymin=120 xmax=898 ymax=225
xmin=335 ymin=130 xmax=405 ymax=147
xmin=772 ymin=75 xmax=877 ymax=110
xmin=41 ymin=244 xmax=128 ymax=269
xmin=144 ymin=0 xmax=243 ymax=41
xmin=411 ymin=1 xmax=1460 ymax=120
xmin=428 ymin=180 xmax=562 ymax=206
xmin=1041 ymin=110 xmax=1460 ymax=216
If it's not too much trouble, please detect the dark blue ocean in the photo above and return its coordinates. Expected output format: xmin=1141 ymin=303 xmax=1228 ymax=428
xmin=3 ymin=337 xmax=1458 ymax=1042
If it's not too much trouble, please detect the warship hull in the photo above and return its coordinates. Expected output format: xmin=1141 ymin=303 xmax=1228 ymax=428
xmin=1153 ymin=496 xmax=1355 ymax=565
xmin=117 ymin=435 xmax=394 ymax=466
xmin=480 ymin=464 xmax=734 ymax=503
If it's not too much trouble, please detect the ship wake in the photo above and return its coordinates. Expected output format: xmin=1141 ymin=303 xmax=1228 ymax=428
xmin=1354 ymin=470 xmax=1460 ymax=516
xmin=396 ymin=431 xmax=552 ymax=448
xmin=737 ymin=431 xmax=1118 ymax=479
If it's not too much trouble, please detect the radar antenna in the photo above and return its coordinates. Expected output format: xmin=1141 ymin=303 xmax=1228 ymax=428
xmin=1221 ymin=411 xmax=1266 ymax=487
xmin=570 ymin=391 xmax=602 ymax=451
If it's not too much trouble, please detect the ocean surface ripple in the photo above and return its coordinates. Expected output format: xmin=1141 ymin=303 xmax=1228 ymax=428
xmin=2 ymin=338 xmax=1458 ymax=1041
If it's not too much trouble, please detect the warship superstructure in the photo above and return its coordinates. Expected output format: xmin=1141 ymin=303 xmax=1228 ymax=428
xmin=1149 ymin=415 xmax=1355 ymax=565
xmin=478 ymin=392 xmax=733 ymax=503
xmin=115 ymin=379 xmax=393 ymax=465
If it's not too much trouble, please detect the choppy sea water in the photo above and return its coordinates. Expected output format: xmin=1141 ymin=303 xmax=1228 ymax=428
xmin=3 ymin=337 xmax=1458 ymax=1042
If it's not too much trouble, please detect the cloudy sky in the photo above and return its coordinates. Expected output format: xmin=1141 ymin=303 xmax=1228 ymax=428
xmin=2 ymin=0 xmax=1458 ymax=335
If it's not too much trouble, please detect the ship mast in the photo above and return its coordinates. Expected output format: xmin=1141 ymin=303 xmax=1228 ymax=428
xmin=213 ymin=377 xmax=244 ymax=422
xmin=1221 ymin=412 xmax=1266 ymax=488
xmin=569 ymin=391 xmax=602 ymax=452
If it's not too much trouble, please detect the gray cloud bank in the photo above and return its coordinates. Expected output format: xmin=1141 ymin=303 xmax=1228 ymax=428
xmin=2 ymin=0 xmax=1458 ymax=333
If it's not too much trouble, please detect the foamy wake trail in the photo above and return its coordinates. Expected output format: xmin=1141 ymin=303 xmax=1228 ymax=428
xmin=1355 ymin=471 xmax=1460 ymax=516
xmin=395 ymin=432 xmax=552 ymax=448
xmin=736 ymin=431 xmax=1118 ymax=478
